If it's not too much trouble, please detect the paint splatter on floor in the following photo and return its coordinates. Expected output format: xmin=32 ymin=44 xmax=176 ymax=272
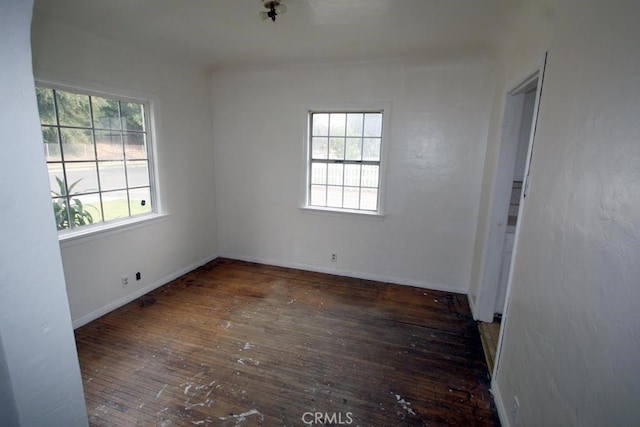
xmin=218 ymin=408 xmax=263 ymax=423
xmin=392 ymin=392 xmax=416 ymax=416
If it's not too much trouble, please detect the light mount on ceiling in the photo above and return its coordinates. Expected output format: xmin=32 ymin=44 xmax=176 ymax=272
xmin=260 ymin=0 xmax=286 ymax=22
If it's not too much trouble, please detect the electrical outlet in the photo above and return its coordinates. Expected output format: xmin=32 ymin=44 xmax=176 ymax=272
xmin=512 ymin=395 xmax=520 ymax=426
xmin=331 ymin=253 xmax=337 ymax=262
xmin=122 ymin=276 xmax=129 ymax=288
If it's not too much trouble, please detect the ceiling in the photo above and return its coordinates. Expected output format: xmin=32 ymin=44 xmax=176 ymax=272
xmin=33 ymin=0 xmax=520 ymax=69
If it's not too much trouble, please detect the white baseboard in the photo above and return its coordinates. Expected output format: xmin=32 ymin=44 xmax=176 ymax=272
xmin=72 ymin=253 xmax=220 ymax=329
xmin=491 ymin=378 xmax=510 ymax=427
xmin=221 ymin=253 xmax=465 ymax=294
xmin=72 ymin=252 xmax=468 ymax=329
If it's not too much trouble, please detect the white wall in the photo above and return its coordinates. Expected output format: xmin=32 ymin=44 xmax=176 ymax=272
xmin=479 ymin=1 xmax=640 ymax=425
xmin=31 ymin=15 xmax=218 ymax=326
xmin=212 ymin=57 xmax=494 ymax=292
xmin=0 ymin=1 xmax=88 ymax=425
xmin=469 ymin=0 xmax=558 ymax=312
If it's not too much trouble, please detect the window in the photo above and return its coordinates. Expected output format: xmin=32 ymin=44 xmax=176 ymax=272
xmin=308 ymin=111 xmax=384 ymax=213
xmin=36 ymin=85 xmax=156 ymax=232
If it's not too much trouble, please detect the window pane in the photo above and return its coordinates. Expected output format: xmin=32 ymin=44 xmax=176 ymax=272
xmin=329 ymin=113 xmax=346 ymax=136
xmin=51 ymin=197 xmax=69 ymax=230
xmin=364 ymin=113 xmax=382 ymax=137
xmin=312 ymin=113 xmax=329 ymax=136
xmin=346 ymin=113 xmax=364 ymax=137
xmin=360 ymin=188 xmax=378 ymax=211
xmin=345 ymin=138 xmax=362 ymax=161
xmin=343 ymin=187 xmax=360 ymax=209
xmin=68 ymin=194 xmax=102 ymax=228
xmin=95 ymin=130 xmax=124 ymax=160
xmin=56 ymin=91 xmax=91 ymax=128
xmin=129 ymin=187 xmax=152 ymax=215
xmin=312 ymin=137 xmax=329 ymax=159
xmin=327 ymin=186 xmax=343 ymax=208
xmin=311 ymin=163 xmax=327 ymax=184
xmin=344 ymin=164 xmax=361 ymax=186
xmin=362 ymin=165 xmax=379 ymax=187
xmin=42 ymin=126 xmax=62 ymax=161
xmin=65 ymin=163 xmax=99 ymax=195
xmin=60 ymin=128 xmax=95 ymax=161
xmin=328 ymin=138 xmax=345 ymax=160
xmin=310 ymin=185 xmax=327 ymax=206
xmin=99 ymin=161 xmax=126 ymax=191
xmin=363 ymin=138 xmax=381 ymax=161
xmin=127 ymin=160 xmax=150 ymax=187
xmin=102 ymin=190 xmax=130 ymax=221
xmin=121 ymin=102 xmax=144 ymax=131
xmin=92 ymin=96 xmax=121 ymax=130
xmin=327 ymin=163 xmax=343 ymax=186
xmin=47 ymin=164 xmax=65 ymax=196
xmin=36 ymin=88 xmax=57 ymax=125
xmin=124 ymin=132 xmax=147 ymax=159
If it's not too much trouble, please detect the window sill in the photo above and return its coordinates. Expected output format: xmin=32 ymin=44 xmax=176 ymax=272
xmin=59 ymin=213 xmax=170 ymax=249
xmin=299 ymin=206 xmax=385 ymax=219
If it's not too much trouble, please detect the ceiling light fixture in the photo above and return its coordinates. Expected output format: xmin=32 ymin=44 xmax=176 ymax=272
xmin=260 ymin=0 xmax=286 ymax=22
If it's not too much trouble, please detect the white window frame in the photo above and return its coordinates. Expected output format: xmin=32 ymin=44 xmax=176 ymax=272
xmin=302 ymin=103 xmax=390 ymax=217
xmin=35 ymin=76 xmax=164 ymax=245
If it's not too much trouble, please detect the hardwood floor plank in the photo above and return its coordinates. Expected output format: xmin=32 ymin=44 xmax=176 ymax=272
xmin=75 ymin=258 xmax=499 ymax=426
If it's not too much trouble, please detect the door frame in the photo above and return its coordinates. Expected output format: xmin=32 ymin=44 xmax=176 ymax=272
xmin=473 ymin=54 xmax=547 ymax=323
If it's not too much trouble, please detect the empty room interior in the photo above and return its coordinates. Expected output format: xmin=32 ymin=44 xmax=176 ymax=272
xmin=1 ymin=0 xmax=639 ymax=426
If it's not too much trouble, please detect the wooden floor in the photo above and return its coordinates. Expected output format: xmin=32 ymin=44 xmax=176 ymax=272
xmin=478 ymin=318 xmax=502 ymax=377
xmin=75 ymin=259 xmax=499 ymax=426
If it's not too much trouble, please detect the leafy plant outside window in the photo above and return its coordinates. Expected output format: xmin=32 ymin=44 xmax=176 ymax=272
xmin=51 ymin=177 xmax=96 ymax=230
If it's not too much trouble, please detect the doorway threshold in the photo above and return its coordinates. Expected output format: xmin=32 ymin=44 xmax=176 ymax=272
xmin=478 ymin=315 xmax=502 ymax=376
